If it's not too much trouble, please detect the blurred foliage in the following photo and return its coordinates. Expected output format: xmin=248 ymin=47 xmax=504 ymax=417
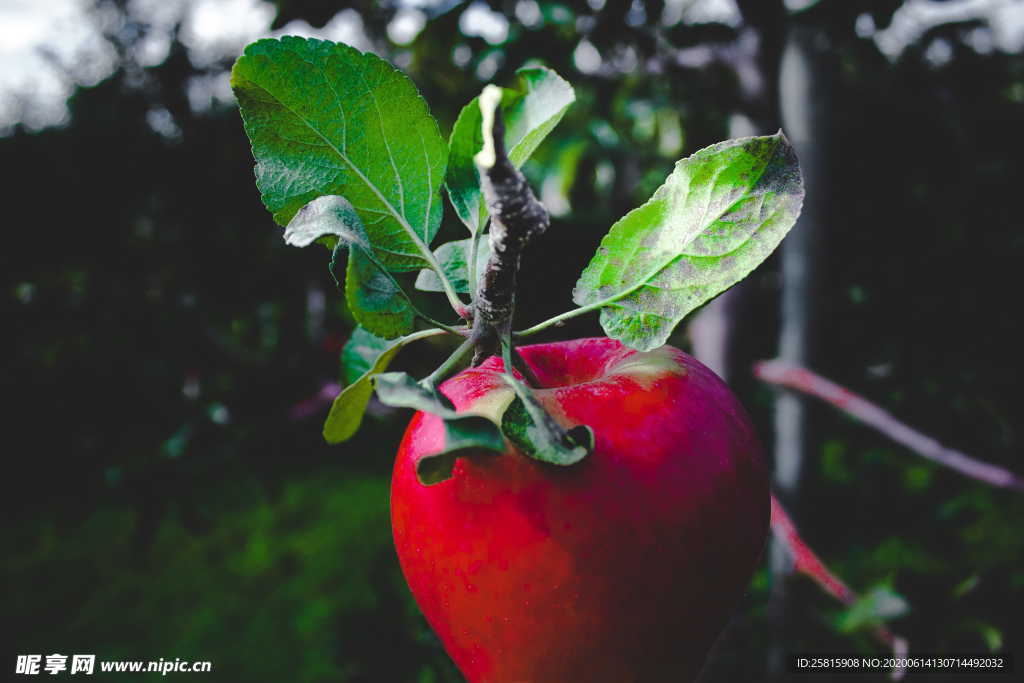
xmin=6 ymin=473 xmax=458 ymax=682
xmin=4 ymin=0 xmax=1024 ymax=680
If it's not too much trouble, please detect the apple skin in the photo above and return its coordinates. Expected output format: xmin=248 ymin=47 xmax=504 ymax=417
xmin=391 ymin=337 xmax=769 ymax=682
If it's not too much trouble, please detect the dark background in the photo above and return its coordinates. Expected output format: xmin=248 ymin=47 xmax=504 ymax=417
xmin=4 ymin=0 xmax=1023 ymax=680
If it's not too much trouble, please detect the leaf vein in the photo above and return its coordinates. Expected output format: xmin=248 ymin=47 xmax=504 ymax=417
xmin=359 ymin=62 xmax=407 ymax=220
xmin=248 ymin=82 xmax=428 ymax=263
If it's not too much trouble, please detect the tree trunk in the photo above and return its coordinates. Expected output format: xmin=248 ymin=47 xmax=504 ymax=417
xmin=767 ymin=21 xmax=829 ymax=678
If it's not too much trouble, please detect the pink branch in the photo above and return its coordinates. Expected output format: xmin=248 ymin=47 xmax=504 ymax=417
xmin=289 ymin=381 xmax=342 ymax=421
xmin=771 ymin=494 xmax=909 ymax=680
xmin=770 ymin=494 xmax=854 ymax=604
xmin=755 ymin=360 xmax=1024 ymax=492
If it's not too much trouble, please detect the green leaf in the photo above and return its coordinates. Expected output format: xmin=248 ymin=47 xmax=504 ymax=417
xmin=414 ymin=238 xmax=491 ymax=294
xmin=959 ymin=620 xmax=1003 ymax=652
xmin=952 ymin=574 xmax=980 ymax=599
xmin=340 ymin=326 xmax=389 ymax=386
xmin=834 ymin=585 xmax=909 ymax=633
xmin=284 ymin=195 xmax=415 ymax=339
xmin=232 ymin=36 xmax=447 ymax=271
xmin=373 ymin=372 xmax=505 ymax=485
xmin=572 ymin=133 xmax=804 ymax=351
xmin=446 ymin=66 xmax=574 ymax=234
xmin=499 ymin=375 xmax=593 ymax=466
xmin=345 ymin=244 xmax=415 ymax=338
xmin=373 ymin=372 xmax=457 ymax=416
xmin=283 ymin=195 xmax=367 ymax=248
xmin=981 ymin=625 xmax=1004 ymax=652
xmin=322 ymin=329 xmax=444 ymax=444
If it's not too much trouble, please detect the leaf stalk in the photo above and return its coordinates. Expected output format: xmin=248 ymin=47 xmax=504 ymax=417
xmin=424 ymin=336 xmax=476 ymax=388
xmin=514 ymin=300 xmax=604 ymax=337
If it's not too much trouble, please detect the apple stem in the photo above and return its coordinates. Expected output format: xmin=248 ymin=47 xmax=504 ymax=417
xmin=471 ymin=103 xmax=550 ymax=365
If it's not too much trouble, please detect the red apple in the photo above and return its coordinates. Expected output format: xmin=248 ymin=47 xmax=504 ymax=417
xmin=391 ymin=337 xmax=769 ymax=682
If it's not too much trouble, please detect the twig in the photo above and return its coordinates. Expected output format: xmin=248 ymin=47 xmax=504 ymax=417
xmin=770 ymin=494 xmax=909 ymax=681
xmin=770 ymin=494 xmax=853 ymax=604
xmin=471 ymin=86 xmax=551 ymax=364
xmin=755 ymin=359 xmax=1024 ymax=492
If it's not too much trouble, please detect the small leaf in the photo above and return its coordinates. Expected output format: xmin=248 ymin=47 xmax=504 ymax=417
xmin=340 ymin=326 xmax=389 ymax=386
xmin=952 ymin=574 xmax=980 ymax=599
xmin=573 ymin=132 xmax=804 ymax=351
xmin=835 ymin=585 xmax=910 ymax=633
xmin=447 ymin=66 xmax=574 ymax=234
xmin=287 ymin=196 xmax=415 ymax=339
xmin=283 ymin=195 xmax=368 ymax=248
xmin=232 ymin=37 xmax=447 ymax=271
xmin=499 ymin=375 xmax=593 ymax=466
xmin=345 ymin=244 xmax=416 ymax=339
xmin=322 ymin=329 xmax=443 ymax=443
xmin=373 ymin=371 xmax=460 ymax=416
xmin=958 ymin=621 xmax=1004 ymax=652
xmin=414 ymin=238 xmax=491 ymax=294
xmin=373 ymin=372 xmax=505 ymax=485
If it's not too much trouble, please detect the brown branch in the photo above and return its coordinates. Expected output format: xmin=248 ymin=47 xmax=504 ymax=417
xmin=470 ymin=87 xmax=550 ymax=364
xmin=771 ymin=494 xmax=909 ymax=680
xmin=755 ymin=359 xmax=1024 ymax=492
